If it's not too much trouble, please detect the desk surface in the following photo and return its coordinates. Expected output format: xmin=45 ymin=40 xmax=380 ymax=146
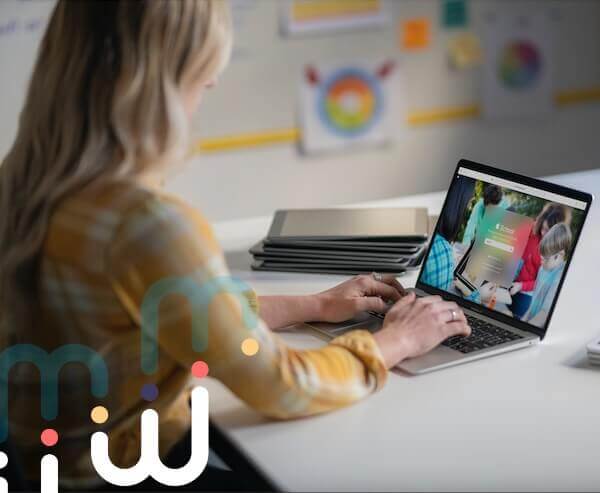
xmin=205 ymin=169 xmax=600 ymax=492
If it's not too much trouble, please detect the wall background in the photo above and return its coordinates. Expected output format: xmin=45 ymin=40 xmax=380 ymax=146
xmin=1 ymin=0 xmax=599 ymax=221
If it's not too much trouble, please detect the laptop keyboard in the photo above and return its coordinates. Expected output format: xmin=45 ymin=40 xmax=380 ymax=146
xmin=442 ymin=314 xmax=523 ymax=353
xmin=368 ymin=311 xmax=523 ymax=354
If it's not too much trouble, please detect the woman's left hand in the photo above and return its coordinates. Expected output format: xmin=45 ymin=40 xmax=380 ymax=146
xmin=315 ymin=274 xmax=407 ymax=323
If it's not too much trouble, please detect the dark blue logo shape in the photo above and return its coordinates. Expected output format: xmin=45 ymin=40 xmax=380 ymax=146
xmin=140 ymin=276 xmax=258 ymax=375
xmin=0 ymin=344 xmax=109 ymax=442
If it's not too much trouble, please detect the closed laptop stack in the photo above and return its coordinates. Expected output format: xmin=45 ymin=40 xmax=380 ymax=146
xmin=587 ymin=337 xmax=600 ymax=366
xmin=250 ymin=208 xmax=432 ymax=276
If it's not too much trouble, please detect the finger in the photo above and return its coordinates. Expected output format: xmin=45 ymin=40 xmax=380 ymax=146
xmin=378 ymin=275 xmax=407 ymax=296
xmin=438 ymin=307 xmax=467 ymax=324
xmin=366 ymin=280 xmax=403 ymax=302
xmin=428 ymin=300 xmax=464 ymax=316
xmin=387 ymin=291 xmax=416 ymax=314
xmin=415 ymin=295 xmax=443 ymax=306
xmin=355 ymin=296 xmax=388 ymax=313
xmin=357 ymin=276 xmax=402 ymax=302
xmin=443 ymin=321 xmax=471 ymax=338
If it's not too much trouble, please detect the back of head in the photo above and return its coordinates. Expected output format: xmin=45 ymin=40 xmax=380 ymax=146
xmin=483 ymin=185 xmax=502 ymax=206
xmin=0 ymin=0 xmax=232 ymax=335
xmin=438 ymin=177 xmax=476 ymax=243
xmin=539 ymin=223 xmax=572 ymax=258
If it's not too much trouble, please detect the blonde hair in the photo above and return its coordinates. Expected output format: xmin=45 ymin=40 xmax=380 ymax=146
xmin=0 ymin=0 xmax=232 ymax=332
xmin=540 ymin=223 xmax=572 ymax=258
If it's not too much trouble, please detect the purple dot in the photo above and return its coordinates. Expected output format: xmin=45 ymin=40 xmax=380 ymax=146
xmin=141 ymin=384 xmax=159 ymax=402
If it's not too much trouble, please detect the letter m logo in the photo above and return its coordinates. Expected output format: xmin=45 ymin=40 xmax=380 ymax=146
xmin=0 ymin=344 xmax=109 ymax=442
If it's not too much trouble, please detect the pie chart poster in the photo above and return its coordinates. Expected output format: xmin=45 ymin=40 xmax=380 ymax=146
xmin=299 ymin=59 xmax=398 ymax=154
xmin=482 ymin=13 xmax=554 ymax=120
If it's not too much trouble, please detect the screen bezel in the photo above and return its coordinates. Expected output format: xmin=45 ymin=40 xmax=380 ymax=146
xmin=416 ymin=159 xmax=593 ymax=340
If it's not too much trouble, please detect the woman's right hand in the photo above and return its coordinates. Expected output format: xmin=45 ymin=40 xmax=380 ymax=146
xmin=373 ymin=292 xmax=471 ymax=369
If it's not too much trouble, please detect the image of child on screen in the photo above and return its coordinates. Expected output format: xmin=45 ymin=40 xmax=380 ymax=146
xmin=508 ymin=203 xmax=571 ymax=318
xmin=521 ymin=223 xmax=572 ymax=327
xmin=421 ymin=177 xmax=496 ymax=303
xmin=462 ymin=184 xmax=509 ymax=246
xmin=509 ymin=203 xmax=571 ymax=297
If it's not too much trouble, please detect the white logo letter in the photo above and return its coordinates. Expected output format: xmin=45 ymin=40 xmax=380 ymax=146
xmin=91 ymin=386 xmax=209 ymax=487
xmin=0 ymin=452 xmax=7 ymax=493
xmin=41 ymin=455 xmax=58 ymax=493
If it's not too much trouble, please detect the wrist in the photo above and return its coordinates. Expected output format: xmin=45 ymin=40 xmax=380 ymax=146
xmin=309 ymin=293 xmax=329 ymax=321
xmin=373 ymin=327 xmax=410 ymax=369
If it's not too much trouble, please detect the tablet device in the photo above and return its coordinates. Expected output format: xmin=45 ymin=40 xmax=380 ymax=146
xmin=252 ymin=256 xmax=411 ymax=268
xmin=262 ymin=238 xmax=426 ymax=252
xmin=252 ymin=260 xmax=408 ymax=276
xmin=267 ymin=208 xmax=429 ymax=240
xmin=250 ymin=241 xmax=426 ymax=261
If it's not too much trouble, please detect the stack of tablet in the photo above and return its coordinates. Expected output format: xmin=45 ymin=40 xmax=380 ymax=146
xmin=587 ymin=337 xmax=600 ymax=366
xmin=250 ymin=208 xmax=431 ymax=276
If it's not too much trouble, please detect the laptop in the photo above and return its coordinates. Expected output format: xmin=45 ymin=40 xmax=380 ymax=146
xmin=305 ymin=160 xmax=593 ymax=374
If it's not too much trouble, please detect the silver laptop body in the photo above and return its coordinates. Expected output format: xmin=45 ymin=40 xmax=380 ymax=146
xmin=302 ymin=160 xmax=592 ymax=374
xmin=305 ymin=293 xmax=539 ymax=375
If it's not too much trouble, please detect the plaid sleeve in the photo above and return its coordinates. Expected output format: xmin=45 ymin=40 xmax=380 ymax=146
xmin=107 ymin=194 xmax=387 ymax=419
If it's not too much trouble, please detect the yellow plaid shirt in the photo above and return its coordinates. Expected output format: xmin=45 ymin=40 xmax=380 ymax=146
xmin=10 ymin=180 xmax=387 ymax=486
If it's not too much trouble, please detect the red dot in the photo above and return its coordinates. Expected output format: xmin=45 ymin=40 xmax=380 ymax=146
xmin=41 ymin=428 xmax=59 ymax=447
xmin=191 ymin=360 xmax=209 ymax=379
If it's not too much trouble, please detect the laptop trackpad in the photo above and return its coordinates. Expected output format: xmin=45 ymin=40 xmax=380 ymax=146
xmin=307 ymin=312 xmax=382 ymax=335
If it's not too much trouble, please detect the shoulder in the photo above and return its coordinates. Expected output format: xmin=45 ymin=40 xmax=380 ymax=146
xmin=424 ymin=235 xmax=453 ymax=273
xmin=528 ymin=232 xmax=541 ymax=246
xmin=431 ymin=233 xmax=452 ymax=255
xmin=46 ymin=180 xmax=221 ymax=270
xmin=105 ymin=182 xmax=221 ymax=258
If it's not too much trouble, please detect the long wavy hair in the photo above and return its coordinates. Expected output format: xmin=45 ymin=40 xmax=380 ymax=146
xmin=0 ymin=0 xmax=232 ymax=335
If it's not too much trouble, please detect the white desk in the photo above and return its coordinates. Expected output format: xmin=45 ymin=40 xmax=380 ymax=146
xmin=205 ymin=170 xmax=600 ymax=492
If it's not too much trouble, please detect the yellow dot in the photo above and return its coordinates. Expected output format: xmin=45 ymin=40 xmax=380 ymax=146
xmin=91 ymin=406 xmax=109 ymax=424
xmin=241 ymin=338 xmax=259 ymax=356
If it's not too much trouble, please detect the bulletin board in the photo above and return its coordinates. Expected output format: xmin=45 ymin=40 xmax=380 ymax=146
xmin=1 ymin=1 xmax=600 ymax=222
xmin=1 ymin=0 xmax=600 ymax=156
xmin=194 ymin=0 xmax=600 ymax=153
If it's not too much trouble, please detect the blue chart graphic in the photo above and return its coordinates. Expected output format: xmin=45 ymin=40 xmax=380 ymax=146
xmin=317 ymin=67 xmax=384 ymax=138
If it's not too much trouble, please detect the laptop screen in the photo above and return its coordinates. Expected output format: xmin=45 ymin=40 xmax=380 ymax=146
xmin=418 ymin=164 xmax=589 ymax=334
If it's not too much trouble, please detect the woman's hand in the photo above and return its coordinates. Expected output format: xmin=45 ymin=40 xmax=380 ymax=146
xmin=316 ymin=274 xmax=407 ymax=323
xmin=373 ymin=292 xmax=471 ymax=368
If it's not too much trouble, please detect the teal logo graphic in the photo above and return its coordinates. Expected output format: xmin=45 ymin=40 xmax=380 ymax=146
xmin=140 ymin=276 xmax=258 ymax=374
xmin=0 ymin=344 xmax=109 ymax=442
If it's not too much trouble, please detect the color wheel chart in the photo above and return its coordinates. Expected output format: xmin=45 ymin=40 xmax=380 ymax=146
xmin=498 ymin=40 xmax=542 ymax=90
xmin=317 ymin=67 xmax=383 ymax=137
xmin=300 ymin=60 xmax=395 ymax=153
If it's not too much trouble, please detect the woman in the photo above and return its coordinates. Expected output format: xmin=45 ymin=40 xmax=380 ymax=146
xmin=0 ymin=1 xmax=469 ymax=489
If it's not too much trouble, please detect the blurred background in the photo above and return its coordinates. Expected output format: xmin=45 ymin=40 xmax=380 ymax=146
xmin=1 ymin=0 xmax=599 ymax=222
